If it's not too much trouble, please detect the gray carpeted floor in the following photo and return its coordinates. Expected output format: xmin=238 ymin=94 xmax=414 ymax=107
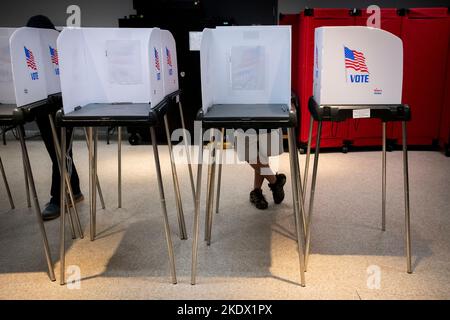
xmin=0 ymin=137 xmax=449 ymax=299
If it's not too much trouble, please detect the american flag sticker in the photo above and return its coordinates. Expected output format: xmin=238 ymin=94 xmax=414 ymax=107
xmin=24 ymin=46 xmax=37 ymax=70
xmin=24 ymin=46 xmax=39 ymax=80
xmin=49 ymin=46 xmax=60 ymax=75
xmin=166 ymin=47 xmax=173 ymax=76
xmin=49 ymin=46 xmax=59 ymax=65
xmin=154 ymin=47 xmax=161 ymax=80
xmin=344 ymin=46 xmax=369 ymax=83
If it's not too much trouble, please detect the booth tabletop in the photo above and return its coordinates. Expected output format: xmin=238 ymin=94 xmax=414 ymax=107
xmin=56 ymin=102 xmax=169 ymax=128
xmin=308 ymin=97 xmax=411 ymax=123
xmin=198 ymin=104 xmax=296 ymax=129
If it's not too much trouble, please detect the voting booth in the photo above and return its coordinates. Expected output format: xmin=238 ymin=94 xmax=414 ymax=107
xmin=191 ymin=26 xmax=307 ymax=286
xmin=56 ymin=27 xmax=189 ymax=285
xmin=313 ymin=26 xmax=403 ymax=105
xmin=0 ymin=27 xmax=56 ymax=282
xmin=58 ymin=27 xmax=164 ymax=115
xmin=200 ymin=26 xmax=291 ymax=115
xmin=304 ymin=26 xmax=412 ymax=276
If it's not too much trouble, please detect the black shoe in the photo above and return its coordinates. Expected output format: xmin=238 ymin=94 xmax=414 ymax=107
xmin=42 ymin=203 xmax=60 ymax=221
xmin=268 ymin=173 xmax=286 ymax=204
xmin=250 ymin=188 xmax=268 ymax=210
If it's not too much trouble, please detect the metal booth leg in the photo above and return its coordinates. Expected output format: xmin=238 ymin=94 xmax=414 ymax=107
xmin=87 ymin=127 xmax=98 ymax=241
xmin=118 ymin=126 xmax=122 ymax=208
xmin=205 ymin=130 xmax=217 ymax=246
xmin=191 ymin=129 xmax=204 ymax=285
xmin=59 ymin=127 xmax=67 ymax=284
xmin=83 ymin=128 xmax=105 ymax=210
xmin=150 ymin=126 xmax=177 ymax=284
xmin=288 ymin=128 xmax=306 ymax=286
xmin=49 ymin=115 xmax=83 ymax=239
xmin=402 ymin=121 xmax=412 ymax=273
xmin=204 ymin=137 xmax=212 ymax=242
xmin=304 ymin=121 xmax=322 ymax=271
xmin=303 ymin=115 xmax=314 ymax=202
xmin=0 ymin=155 xmax=15 ymax=209
xmin=178 ymin=100 xmax=196 ymax=203
xmin=93 ymin=128 xmax=98 ymax=240
xmin=206 ymin=136 xmax=217 ymax=246
xmin=382 ymin=122 xmax=387 ymax=231
xmin=164 ymin=114 xmax=187 ymax=240
xmin=17 ymin=125 xmax=56 ymax=282
xmin=21 ymin=136 xmax=31 ymax=208
xmin=215 ymin=128 xmax=225 ymax=214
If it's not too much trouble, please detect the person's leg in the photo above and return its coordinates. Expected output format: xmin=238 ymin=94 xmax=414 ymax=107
xmin=35 ymin=111 xmax=61 ymax=220
xmin=250 ymin=160 xmax=286 ymax=205
xmin=249 ymin=162 xmax=276 ymax=185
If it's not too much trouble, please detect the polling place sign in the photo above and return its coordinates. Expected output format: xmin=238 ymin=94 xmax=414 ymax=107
xmin=313 ymin=26 xmax=403 ymax=105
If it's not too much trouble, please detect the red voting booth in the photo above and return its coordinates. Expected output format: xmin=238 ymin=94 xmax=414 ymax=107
xmin=281 ymin=7 xmax=450 ymax=151
xmin=349 ymin=8 xmax=404 ymax=147
xmin=394 ymin=8 xmax=450 ymax=146
xmin=440 ymin=30 xmax=450 ymax=157
xmin=297 ymin=9 xmax=355 ymax=149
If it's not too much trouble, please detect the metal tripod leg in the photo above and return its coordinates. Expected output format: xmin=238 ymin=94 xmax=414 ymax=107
xmin=49 ymin=116 xmax=83 ymax=239
xmin=59 ymin=127 xmax=67 ymax=284
xmin=17 ymin=125 xmax=55 ymax=281
xmin=118 ymin=126 xmax=122 ymax=208
xmin=0 ymin=155 xmax=15 ymax=209
xmin=21 ymin=128 xmax=31 ymax=208
xmin=204 ymin=141 xmax=212 ymax=242
xmin=206 ymin=134 xmax=217 ymax=246
xmin=87 ymin=127 xmax=98 ymax=241
xmin=204 ymin=131 xmax=216 ymax=245
xmin=83 ymin=128 xmax=105 ymax=210
xmin=178 ymin=100 xmax=196 ymax=203
xmin=288 ymin=128 xmax=306 ymax=286
xmin=402 ymin=121 xmax=412 ymax=273
xmin=303 ymin=115 xmax=314 ymax=201
xmin=191 ymin=133 xmax=204 ymax=285
xmin=215 ymin=128 xmax=224 ymax=214
xmin=382 ymin=122 xmax=386 ymax=231
xmin=91 ymin=128 xmax=98 ymax=241
xmin=164 ymin=114 xmax=187 ymax=240
xmin=150 ymin=126 xmax=177 ymax=284
xmin=304 ymin=121 xmax=322 ymax=270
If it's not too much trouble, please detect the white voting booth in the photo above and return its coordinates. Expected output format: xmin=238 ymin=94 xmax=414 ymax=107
xmin=58 ymin=27 xmax=165 ymax=114
xmin=0 ymin=27 xmax=58 ymax=282
xmin=57 ymin=27 xmax=187 ymax=285
xmin=192 ymin=26 xmax=307 ymax=287
xmin=304 ymin=26 xmax=412 ymax=278
xmin=0 ymin=27 xmax=47 ymax=107
xmin=313 ymin=26 xmax=403 ymax=105
xmin=200 ymin=26 xmax=291 ymax=113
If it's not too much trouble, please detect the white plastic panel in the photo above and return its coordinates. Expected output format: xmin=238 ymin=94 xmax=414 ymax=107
xmin=39 ymin=28 xmax=60 ymax=96
xmin=200 ymin=26 xmax=291 ymax=113
xmin=313 ymin=26 xmax=403 ymax=105
xmin=10 ymin=27 xmax=48 ymax=107
xmin=0 ymin=28 xmax=16 ymax=104
xmin=161 ymin=29 xmax=179 ymax=96
xmin=58 ymin=27 xmax=159 ymax=114
xmin=149 ymin=28 xmax=164 ymax=106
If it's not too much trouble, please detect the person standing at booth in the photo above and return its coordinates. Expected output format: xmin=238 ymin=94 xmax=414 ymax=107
xmin=26 ymin=15 xmax=84 ymax=221
xmin=236 ymin=129 xmax=286 ymax=210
